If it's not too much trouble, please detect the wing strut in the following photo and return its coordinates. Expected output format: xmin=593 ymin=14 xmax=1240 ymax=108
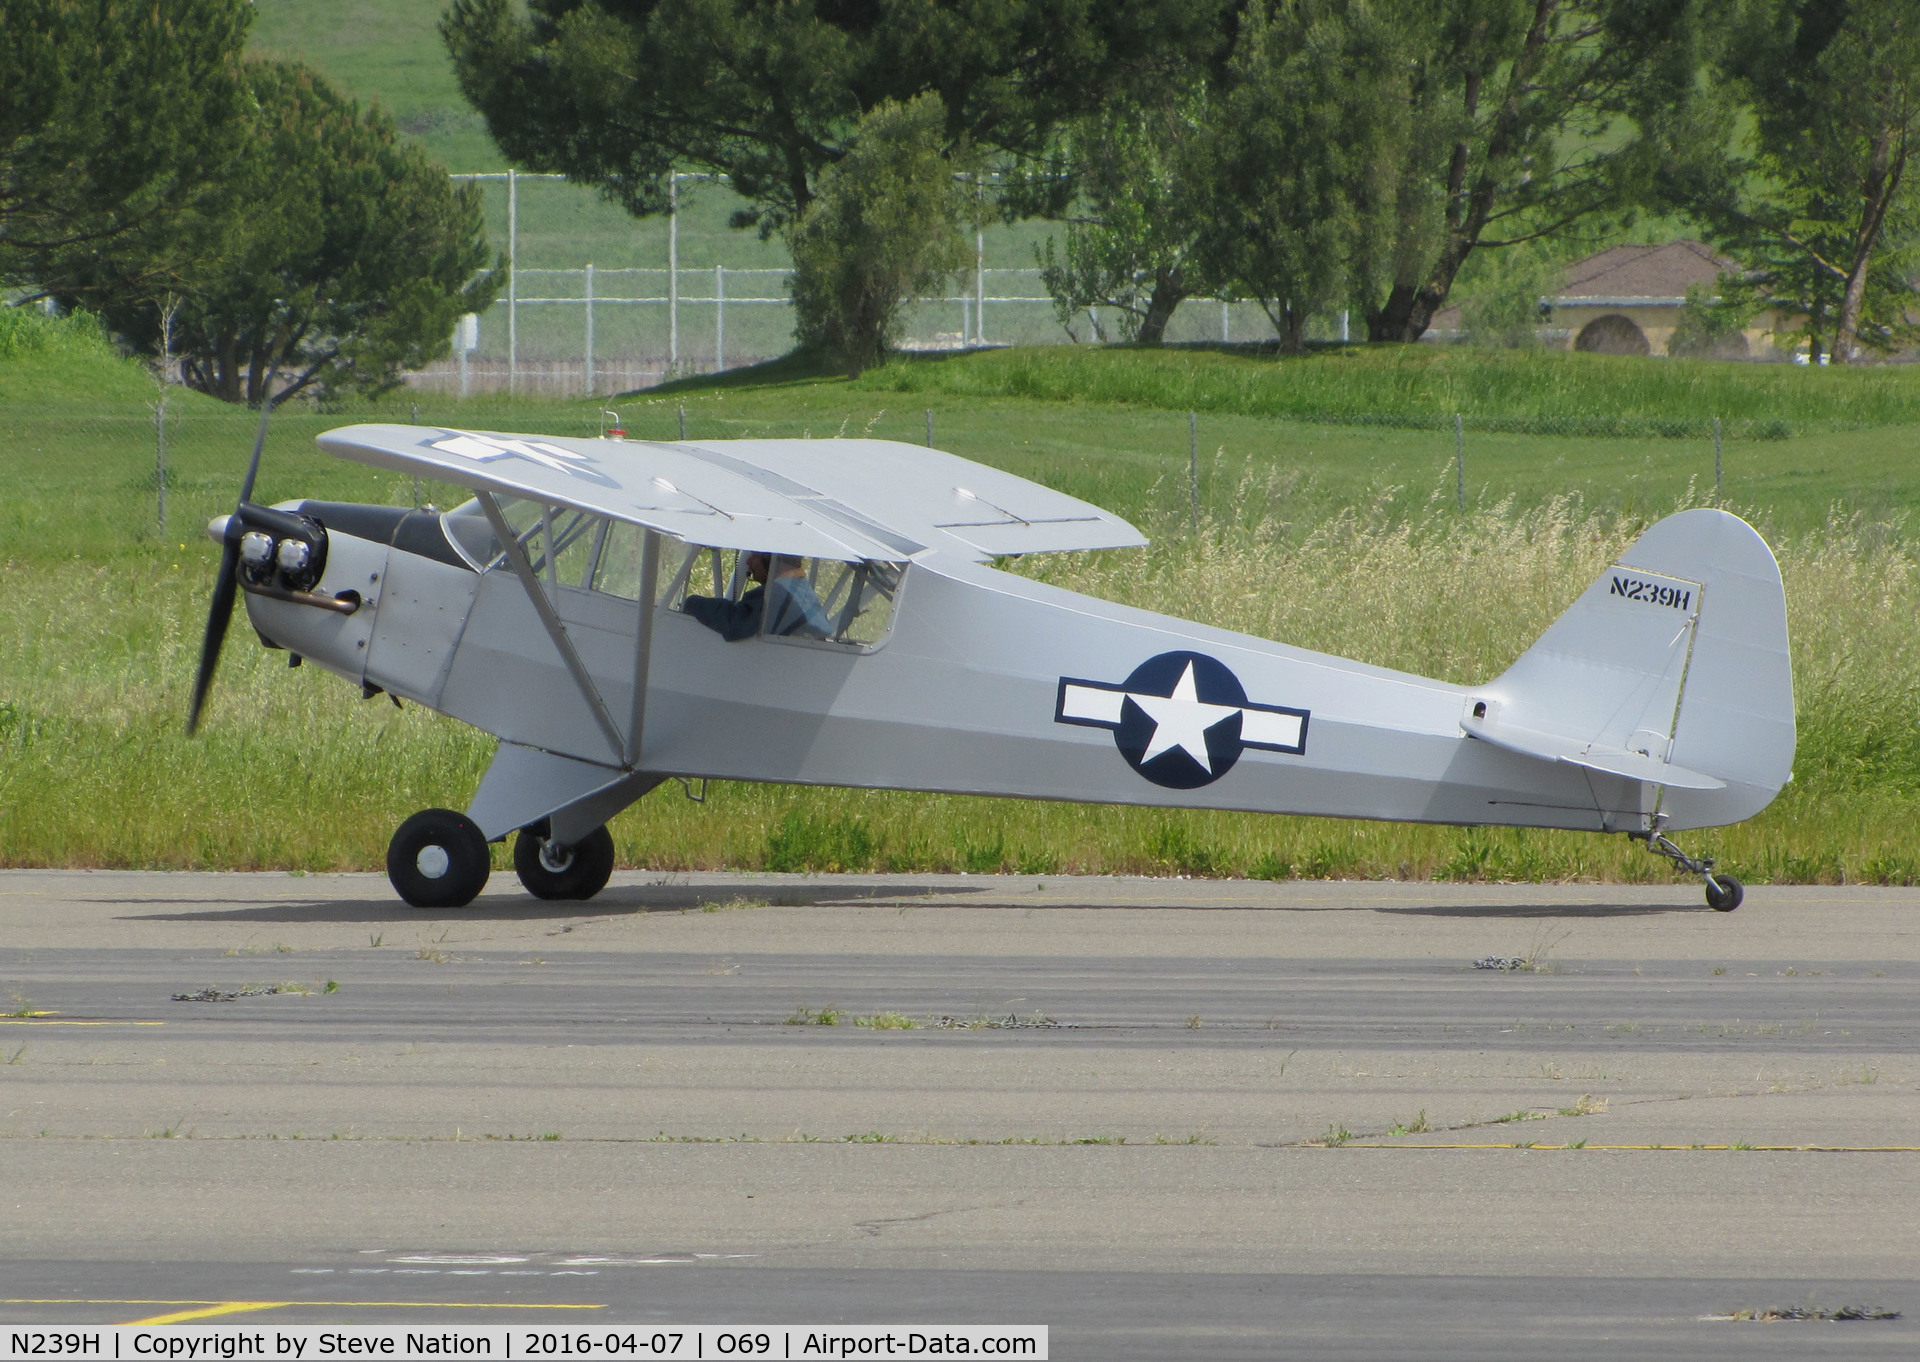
xmin=477 ymin=491 xmax=628 ymax=765
xmin=627 ymin=530 xmax=661 ymax=766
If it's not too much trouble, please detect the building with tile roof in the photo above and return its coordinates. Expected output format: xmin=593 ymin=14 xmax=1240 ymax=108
xmin=1427 ymin=239 xmax=1793 ymax=356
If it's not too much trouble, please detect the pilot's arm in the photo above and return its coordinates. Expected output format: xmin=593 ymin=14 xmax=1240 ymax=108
xmin=765 ymin=577 xmax=832 ymax=639
xmin=682 ymin=586 xmax=765 ymax=641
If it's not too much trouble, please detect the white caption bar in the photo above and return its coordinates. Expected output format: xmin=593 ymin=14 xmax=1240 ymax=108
xmin=0 ymin=1327 xmax=1046 ymax=1361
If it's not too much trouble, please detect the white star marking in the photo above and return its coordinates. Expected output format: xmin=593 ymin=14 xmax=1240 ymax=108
xmin=1127 ymin=661 xmax=1245 ymax=772
xmin=431 ymin=432 xmax=602 ymax=478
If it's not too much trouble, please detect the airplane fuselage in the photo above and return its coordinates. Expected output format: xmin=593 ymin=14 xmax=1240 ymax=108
xmin=244 ymin=505 xmax=1747 ymax=841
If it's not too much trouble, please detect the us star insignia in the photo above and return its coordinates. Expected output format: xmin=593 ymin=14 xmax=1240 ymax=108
xmin=1055 ymin=650 xmax=1309 ymax=789
xmin=429 ymin=431 xmax=619 ymax=487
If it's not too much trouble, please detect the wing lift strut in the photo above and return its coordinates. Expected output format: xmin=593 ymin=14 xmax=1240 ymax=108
xmin=466 ymin=491 xmax=667 ymax=847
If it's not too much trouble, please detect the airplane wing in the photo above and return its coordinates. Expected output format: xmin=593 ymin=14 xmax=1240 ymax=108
xmin=316 ymin=426 xmax=1146 ymax=563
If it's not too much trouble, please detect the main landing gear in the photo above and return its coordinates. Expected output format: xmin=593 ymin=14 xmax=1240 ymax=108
xmin=512 ymin=823 xmax=615 ymax=901
xmin=385 ymin=812 xmax=615 ymax=907
xmin=387 ymin=808 xmax=491 ymax=909
xmin=1630 ymin=814 xmax=1743 ymax=912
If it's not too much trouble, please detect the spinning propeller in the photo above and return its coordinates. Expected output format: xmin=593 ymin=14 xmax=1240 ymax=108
xmin=185 ymin=404 xmax=274 ymax=735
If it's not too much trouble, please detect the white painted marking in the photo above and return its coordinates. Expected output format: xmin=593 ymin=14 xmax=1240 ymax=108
xmin=1130 ymin=663 xmax=1241 ymax=771
xmin=1059 ymin=684 xmax=1124 ymax=725
xmin=391 ymin=1254 xmax=530 ymax=1264
xmin=1240 ymin=708 xmax=1304 ymax=749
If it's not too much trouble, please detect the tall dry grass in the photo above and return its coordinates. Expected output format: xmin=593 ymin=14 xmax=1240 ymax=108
xmin=3 ymin=485 xmax=1917 ymax=881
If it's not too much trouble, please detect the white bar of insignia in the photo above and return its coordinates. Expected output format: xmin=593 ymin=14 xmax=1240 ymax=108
xmin=1240 ymin=708 xmax=1303 ymax=748
xmin=1060 ymin=684 xmax=1125 ymax=725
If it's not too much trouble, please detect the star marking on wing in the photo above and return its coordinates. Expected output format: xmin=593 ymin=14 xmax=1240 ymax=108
xmin=1127 ymin=661 xmax=1245 ymax=772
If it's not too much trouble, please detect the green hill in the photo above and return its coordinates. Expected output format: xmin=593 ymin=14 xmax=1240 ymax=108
xmin=0 ymin=307 xmax=195 ymax=406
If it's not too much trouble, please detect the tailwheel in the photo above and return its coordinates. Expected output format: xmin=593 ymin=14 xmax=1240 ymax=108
xmin=514 ymin=824 xmax=615 ymax=901
xmin=387 ymin=808 xmax=491 ymax=909
xmin=1631 ymin=814 xmax=1741 ymax=912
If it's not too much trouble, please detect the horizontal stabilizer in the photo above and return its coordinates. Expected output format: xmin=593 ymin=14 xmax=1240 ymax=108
xmin=1461 ymin=715 xmax=1725 ymax=790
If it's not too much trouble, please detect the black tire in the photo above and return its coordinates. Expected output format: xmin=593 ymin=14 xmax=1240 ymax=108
xmin=387 ymin=808 xmax=491 ymax=909
xmin=1705 ymin=874 xmax=1744 ymax=912
xmin=514 ymin=824 xmax=615 ymax=901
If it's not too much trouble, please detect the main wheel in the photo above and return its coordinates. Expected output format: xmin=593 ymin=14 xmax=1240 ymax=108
xmin=387 ymin=808 xmax=491 ymax=908
xmin=1705 ymin=874 xmax=1744 ymax=912
xmin=514 ymin=824 xmax=615 ymax=901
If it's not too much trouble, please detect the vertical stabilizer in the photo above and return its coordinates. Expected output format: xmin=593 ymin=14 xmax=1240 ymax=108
xmin=1462 ymin=509 xmax=1793 ymax=830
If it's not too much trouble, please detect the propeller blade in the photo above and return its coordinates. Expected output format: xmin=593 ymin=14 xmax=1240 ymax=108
xmin=186 ymin=538 xmax=239 ymax=735
xmin=187 ymin=398 xmax=276 ymax=735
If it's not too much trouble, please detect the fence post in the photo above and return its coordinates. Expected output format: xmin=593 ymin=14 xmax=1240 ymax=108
xmin=715 ymin=264 xmax=725 ymax=372
xmin=409 ymin=403 xmax=421 ymax=508
xmin=668 ymin=172 xmax=679 ymax=373
xmin=507 ymin=167 xmax=517 ymax=396
xmin=961 ymin=295 xmax=971 ymax=347
xmin=1455 ymin=413 xmax=1465 ymax=510
xmin=1188 ymin=410 xmax=1200 ymax=534
xmin=584 ymin=262 xmax=595 ymax=398
xmin=1220 ymin=300 xmax=1229 ymax=343
xmin=926 ymin=409 xmax=934 ymax=448
xmin=975 ymin=213 xmax=986 ymax=344
xmin=153 ymin=399 xmax=167 ymax=533
xmin=1713 ymin=415 xmax=1722 ymax=499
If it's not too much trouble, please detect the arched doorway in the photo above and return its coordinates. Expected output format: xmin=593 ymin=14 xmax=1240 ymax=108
xmin=1574 ymin=314 xmax=1650 ymax=355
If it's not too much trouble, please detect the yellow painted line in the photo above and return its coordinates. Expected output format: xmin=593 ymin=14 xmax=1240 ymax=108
xmin=4 ymin=1299 xmax=604 ymax=1311
xmin=0 ymin=1019 xmax=164 ymax=1026
xmin=127 ymin=1303 xmax=288 ymax=1325
xmin=1339 ymin=1142 xmax=1920 ymax=1152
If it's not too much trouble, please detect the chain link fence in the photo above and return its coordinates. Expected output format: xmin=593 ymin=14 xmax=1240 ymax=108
xmin=13 ymin=398 xmax=1822 ymax=566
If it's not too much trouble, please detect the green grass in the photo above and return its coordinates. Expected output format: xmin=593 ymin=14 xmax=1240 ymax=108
xmin=849 ymin=343 xmax=1920 ymax=436
xmin=5 ymin=323 xmax=1920 ymax=879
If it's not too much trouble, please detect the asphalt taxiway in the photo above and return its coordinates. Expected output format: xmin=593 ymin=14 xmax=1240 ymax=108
xmin=2 ymin=871 xmax=1916 ymax=1357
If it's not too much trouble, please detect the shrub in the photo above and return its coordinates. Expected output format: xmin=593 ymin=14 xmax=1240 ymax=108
xmin=786 ymin=95 xmax=968 ymax=377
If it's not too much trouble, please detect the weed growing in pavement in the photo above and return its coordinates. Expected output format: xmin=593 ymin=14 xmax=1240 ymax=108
xmin=1384 ymin=1110 xmax=1432 ymax=1136
xmin=1557 ymin=1094 xmax=1608 ymax=1117
xmin=852 ymin=1012 xmax=917 ymax=1029
xmin=786 ymin=1005 xmax=842 ymax=1026
xmin=1320 ymin=1124 xmax=1355 ymax=1146
xmin=1484 ymin=1109 xmax=1550 ymax=1126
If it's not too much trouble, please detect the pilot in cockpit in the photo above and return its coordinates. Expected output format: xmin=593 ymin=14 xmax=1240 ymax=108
xmin=682 ymin=551 xmax=832 ymax=642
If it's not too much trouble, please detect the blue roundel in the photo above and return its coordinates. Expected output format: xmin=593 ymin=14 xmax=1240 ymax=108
xmin=1113 ymin=651 xmax=1250 ymax=789
xmin=1055 ymin=650 xmax=1311 ymax=791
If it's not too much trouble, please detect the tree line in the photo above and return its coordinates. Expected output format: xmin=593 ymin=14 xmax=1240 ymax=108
xmin=4 ymin=1 xmax=1913 ymax=397
xmin=1 ymin=0 xmax=497 ymax=405
xmin=449 ymin=0 xmax=1920 ymax=373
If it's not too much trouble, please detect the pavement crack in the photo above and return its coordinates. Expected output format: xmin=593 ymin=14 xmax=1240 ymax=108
xmin=853 ymin=1201 xmax=1014 ymax=1239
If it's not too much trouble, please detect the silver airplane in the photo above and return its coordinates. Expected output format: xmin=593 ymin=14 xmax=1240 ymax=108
xmin=190 ymin=419 xmax=1793 ymax=911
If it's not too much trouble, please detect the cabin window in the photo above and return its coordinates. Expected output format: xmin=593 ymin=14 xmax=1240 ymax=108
xmin=441 ymin=496 xmax=594 ymax=581
xmin=667 ymin=548 xmax=903 ymax=650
